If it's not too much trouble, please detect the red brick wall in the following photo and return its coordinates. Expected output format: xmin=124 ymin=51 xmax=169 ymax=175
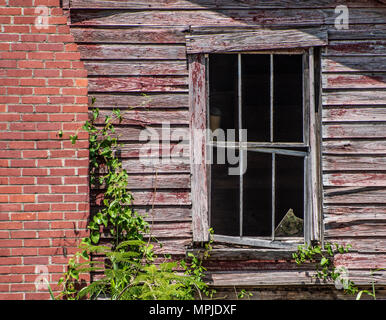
xmin=0 ymin=0 xmax=89 ymax=299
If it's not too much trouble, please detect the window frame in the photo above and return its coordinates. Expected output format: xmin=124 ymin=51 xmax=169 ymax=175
xmin=189 ymin=45 xmax=323 ymax=249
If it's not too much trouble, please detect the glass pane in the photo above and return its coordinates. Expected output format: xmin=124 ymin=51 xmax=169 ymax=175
xmin=274 ymin=155 xmax=304 ymax=237
xmin=210 ymin=147 xmax=239 ymax=236
xmin=242 ymin=54 xmax=270 ymax=142
xmin=273 ymin=55 xmax=303 ymax=142
xmin=243 ymin=151 xmax=272 ymax=236
xmin=209 ymin=54 xmax=238 ymax=140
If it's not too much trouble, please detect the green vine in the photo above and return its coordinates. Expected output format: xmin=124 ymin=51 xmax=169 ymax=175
xmin=293 ymin=242 xmax=380 ymax=299
xmin=56 ymin=102 xmax=214 ymax=300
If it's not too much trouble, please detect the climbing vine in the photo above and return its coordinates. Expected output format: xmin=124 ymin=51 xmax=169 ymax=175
xmin=293 ymin=242 xmax=380 ymax=300
xmin=56 ymin=101 xmax=214 ymax=300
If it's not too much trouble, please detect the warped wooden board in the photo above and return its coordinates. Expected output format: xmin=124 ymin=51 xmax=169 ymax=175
xmin=322 ymin=107 xmax=386 ymax=122
xmin=84 ymin=61 xmax=188 ymax=76
xmin=322 ymin=73 xmax=386 ymax=89
xmin=89 ymin=93 xmax=189 ymax=109
xmin=148 ymin=222 xmax=192 ymax=238
xmin=102 ymin=126 xmax=189 ymax=143
xmin=121 ymin=158 xmax=190 ymax=173
xmin=324 ymin=187 xmax=386 ymax=204
xmin=77 ymin=44 xmax=186 ymax=60
xmin=328 ymin=29 xmax=386 ymax=41
xmin=322 ymin=140 xmax=386 ymax=155
xmin=324 ymin=213 xmax=386 ymax=224
xmin=186 ymin=28 xmax=327 ymax=53
xmin=95 ymin=109 xmax=189 ymax=125
xmin=322 ymin=156 xmax=386 ymax=171
xmin=323 ymin=238 xmax=386 ymax=252
xmin=325 ymin=40 xmax=386 ymax=56
xmin=71 ymin=27 xmax=188 ymax=43
xmin=323 ymin=90 xmax=386 ymax=105
xmin=69 ymin=8 xmax=386 ymax=27
xmin=206 ymin=270 xmax=386 ymax=286
xmin=332 ymin=253 xmax=386 ymax=269
xmin=323 ymin=206 xmax=386 ymax=215
xmin=322 ymin=57 xmax=386 ymax=73
xmin=69 ymin=8 xmax=325 ymax=26
xmin=91 ymin=206 xmax=192 ymax=222
xmin=109 ymin=173 xmax=191 ymax=189
xmin=323 ymin=123 xmax=386 ymax=139
xmin=323 ymin=173 xmax=386 ymax=187
xmin=88 ymin=76 xmax=188 ymax=93
xmin=152 ymin=239 xmax=191 ymax=255
xmin=68 ymin=0 xmax=386 ymax=9
xmin=116 ymin=143 xmax=190 ymax=158
xmin=91 ymin=190 xmax=191 ymax=206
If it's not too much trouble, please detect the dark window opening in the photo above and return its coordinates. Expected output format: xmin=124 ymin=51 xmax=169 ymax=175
xmin=209 ymin=53 xmax=306 ymax=240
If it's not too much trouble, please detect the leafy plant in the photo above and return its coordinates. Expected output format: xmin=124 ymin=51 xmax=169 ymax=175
xmin=293 ymin=242 xmax=379 ymax=299
xmin=56 ymin=101 xmax=214 ymax=300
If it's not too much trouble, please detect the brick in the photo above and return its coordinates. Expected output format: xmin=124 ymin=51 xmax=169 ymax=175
xmin=23 ymin=186 xmax=50 ymax=193
xmin=10 ymin=160 xmax=36 ymax=168
xmin=18 ymin=60 xmax=44 ymax=69
xmin=11 ymin=43 xmax=37 ymax=51
xmin=9 ymin=195 xmax=35 ymax=203
xmin=21 ymin=203 xmax=48 ymax=214
xmin=22 ymin=168 xmax=48 ymax=177
xmin=38 ymin=43 xmax=64 ymax=52
xmin=0 ymin=186 xmax=22 ymax=194
xmin=33 ymin=69 xmax=60 ymax=77
xmin=10 ymin=231 xmax=36 ymax=239
xmin=20 ymin=78 xmax=45 ymax=86
xmin=34 ymin=87 xmax=60 ymax=95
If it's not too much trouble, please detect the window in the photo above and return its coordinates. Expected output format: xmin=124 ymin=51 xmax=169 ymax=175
xmin=188 ymin=29 xmax=326 ymax=248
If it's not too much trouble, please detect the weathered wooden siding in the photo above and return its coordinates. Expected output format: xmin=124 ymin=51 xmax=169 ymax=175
xmin=64 ymin=0 xmax=386 ymax=298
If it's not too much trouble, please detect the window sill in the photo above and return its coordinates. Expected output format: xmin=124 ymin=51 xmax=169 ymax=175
xmin=186 ymin=248 xmax=298 ymax=261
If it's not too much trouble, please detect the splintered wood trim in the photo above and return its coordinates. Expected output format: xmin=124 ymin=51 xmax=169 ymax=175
xmin=186 ymin=28 xmax=327 ymax=54
xmin=214 ymin=235 xmax=300 ymax=249
xmin=189 ymin=54 xmax=209 ymax=242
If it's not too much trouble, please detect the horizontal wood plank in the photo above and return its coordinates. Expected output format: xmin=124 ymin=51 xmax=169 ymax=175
xmin=88 ymin=77 xmax=188 ymax=93
xmin=84 ymin=61 xmax=188 ymax=76
xmin=323 ymin=107 xmax=386 ymax=122
xmin=324 ymin=187 xmax=386 ymax=204
xmin=322 ymin=73 xmax=386 ymax=89
xmin=71 ymin=27 xmax=187 ymax=43
xmin=186 ymin=28 xmax=327 ymax=53
xmin=323 ymin=124 xmax=386 ymax=139
xmin=96 ymin=109 xmax=189 ymax=125
xmin=92 ymin=190 xmax=191 ymax=205
xmin=89 ymin=93 xmax=189 ymax=109
xmin=322 ymin=156 xmax=386 ymax=171
xmin=121 ymin=159 xmax=190 ymax=173
xmin=322 ymin=140 xmax=386 ymax=155
xmin=70 ymin=9 xmax=386 ymax=27
xmin=325 ymin=40 xmax=386 ymax=56
xmin=323 ymin=173 xmax=386 ymax=187
xmin=78 ymin=44 xmax=186 ymax=60
xmin=322 ymin=57 xmax=386 ymax=73
xmin=323 ymin=90 xmax=386 ymax=105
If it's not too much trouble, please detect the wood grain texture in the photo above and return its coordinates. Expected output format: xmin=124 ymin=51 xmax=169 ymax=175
xmin=323 ymin=90 xmax=386 ymax=105
xmin=324 ymin=187 xmax=386 ymax=204
xmin=84 ymin=61 xmax=188 ymax=76
xmin=88 ymin=76 xmax=188 ymax=93
xmin=323 ymin=173 xmax=386 ymax=187
xmin=71 ymin=27 xmax=188 ymax=43
xmin=186 ymin=28 xmax=327 ymax=53
xmin=89 ymin=93 xmax=189 ymax=109
xmin=78 ymin=44 xmax=186 ymax=60
xmin=322 ymin=73 xmax=386 ymax=89
xmin=322 ymin=140 xmax=386 ymax=154
xmin=322 ymin=156 xmax=386 ymax=171
xmin=323 ymin=124 xmax=386 ymax=139
xmin=323 ymin=107 xmax=386 ymax=122
xmin=70 ymin=8 xmax=386 ymax=27
xmin=189 ymin=54 xmax=209 ymax=242
xmin=322 ymin=57 xmax=386 ymax=72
